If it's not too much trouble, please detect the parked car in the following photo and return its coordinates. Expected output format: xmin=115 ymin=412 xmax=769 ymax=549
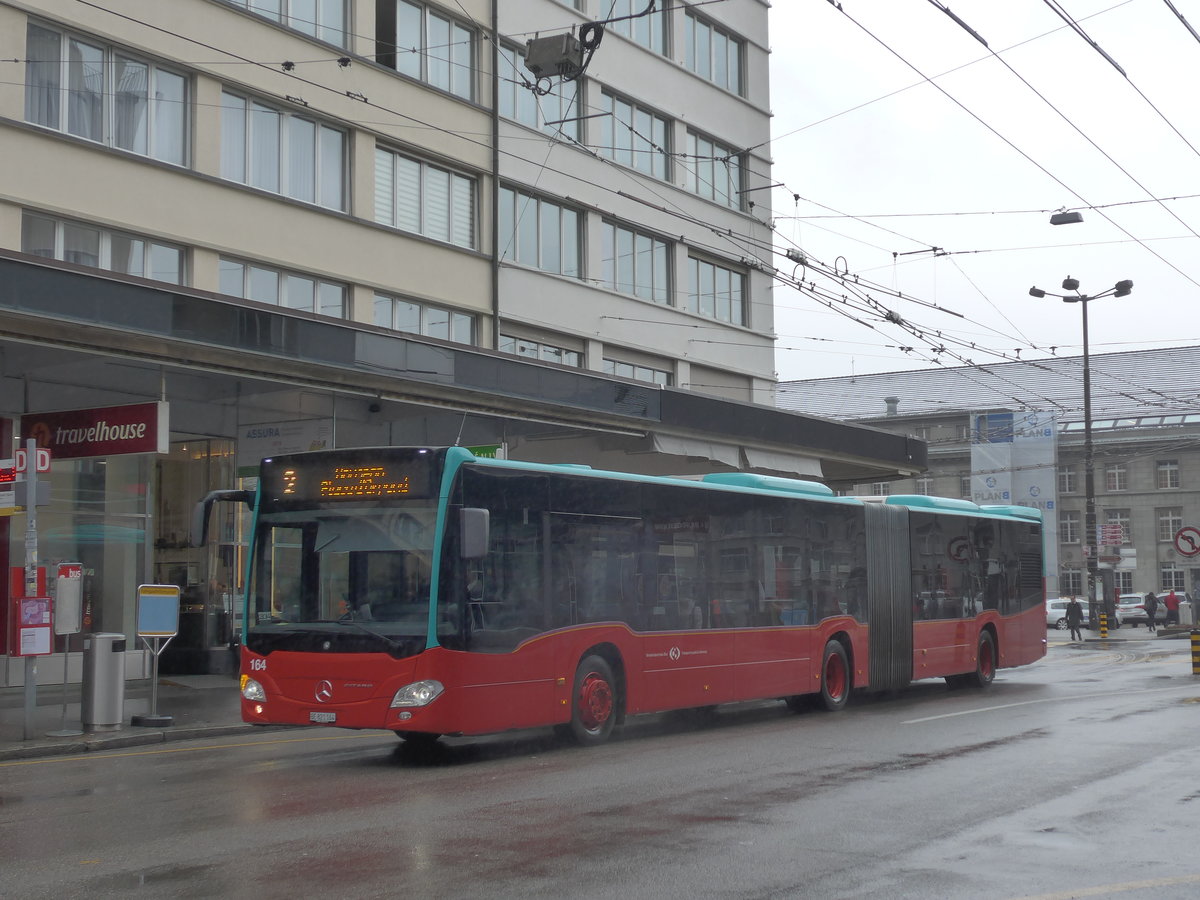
xmin=1116 ymin=593 xmax=1167 ymax=627
xmin=1045 ymin=598 xmax=1122 ymax=630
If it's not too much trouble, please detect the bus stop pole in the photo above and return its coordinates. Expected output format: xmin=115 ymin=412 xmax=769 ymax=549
xmin=23 ymin=439 xmax=40 ymax=741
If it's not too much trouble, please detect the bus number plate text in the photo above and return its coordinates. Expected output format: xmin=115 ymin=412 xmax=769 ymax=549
xmin=309 ymin=711 xmax=337 ymax=724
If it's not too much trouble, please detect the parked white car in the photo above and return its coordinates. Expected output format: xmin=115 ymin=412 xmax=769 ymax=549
xmin=1046 ymin=598 xmax=1121 ymax=630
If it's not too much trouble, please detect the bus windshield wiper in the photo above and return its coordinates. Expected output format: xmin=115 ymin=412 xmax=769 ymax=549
xmin=317 ymin=618 xmax=408 ymax=653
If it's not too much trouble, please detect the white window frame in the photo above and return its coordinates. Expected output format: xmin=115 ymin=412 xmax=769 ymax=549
xmin=374 ymin=293 xmax=474 ymax=344
xmin=603 ymin=358 xmax=671 ymax=387
xmin=1156 ymin=459 xmax=1180 ymax=489
xmin=393 ymin=1 xmax=475 ymax=100
xmin=1060 ymin=510 xmax=1080 ymax=544
xmin=607 ymin=0 xmax=667 ymax=54
xmin=375 ymin=147 xmax=475 ymax=248
xmin=602 ymin=221 xmax=670 ymax=303
xmin=22 ymin=211 xmax=185 ymax=285
xmin=1105 ymin=463 xmax=1128 ymax=492
xmin=498 ymin=187 xmax=581 ymax=277
xmin=25 ymin=22 xmax=189 ymax=166
xmin=684 ymin=130 xmax=743 ymax=209
xmin=687 ymin=255 xmax=746 ymax=325
xmin=1061 ymin=568 xmax=1083 ymax=596
xmin=499 ymin=334 xmax=582 ymax=367
xmin=1158 ymin=508 xmax=1183 ymax=542
xmin=684 ymin=9 xmax=743 ymax=95
xmin=915 ymin=476 xmax=933 ymax=496
xmin=224 ymin=0 xmax=348 ymax=46
xmin=221 ymin=91 xmax=346 ymax=210
xmin=497 ymin=44 xmax=579 ymax=140
xmin=598 ymin=90 xmax=669 ymax=180
xmin=220 ymin=257 xmax=346 ymax=317
xmin=1058 ymin=466 xmax=1077 ymax=494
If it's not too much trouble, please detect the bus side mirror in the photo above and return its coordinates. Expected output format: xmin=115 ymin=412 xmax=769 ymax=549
xmin=191 ymin=489 xmax=254 ymax=547
xmin=460 ymin=508 xmax=490 ymax=559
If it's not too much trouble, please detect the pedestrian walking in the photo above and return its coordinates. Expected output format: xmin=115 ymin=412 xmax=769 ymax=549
xmin=1164 ymin=589 xmax=1180 ymax=627
xmin=1066 ymin=595 xmax=1084 ymax=642
xmin=1144 ymin=592 xmax=1159 ymax=633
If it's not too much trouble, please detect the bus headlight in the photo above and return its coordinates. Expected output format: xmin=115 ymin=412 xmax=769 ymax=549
xmin=390 ymin=680 xmax=444 ymax=708
xmin=241 ymin=675 xmax=266 ymax=702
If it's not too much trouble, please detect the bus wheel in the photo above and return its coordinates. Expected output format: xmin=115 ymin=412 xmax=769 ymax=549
xmin=569 ymin=655 xmax=617 ymax=746
xmin=969 ymin=631 xmax=996 ymax=688
xmin=816 ymin=641 xmax=850 ymax=712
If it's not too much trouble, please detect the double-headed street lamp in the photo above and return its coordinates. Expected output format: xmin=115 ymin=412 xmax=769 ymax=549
xmin=1029 ymin=277 xmax=1133 ymax=624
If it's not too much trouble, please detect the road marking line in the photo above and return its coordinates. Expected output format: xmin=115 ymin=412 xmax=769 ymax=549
xmin=0 ymin=731 xmax=384 ymax=767
xmin=903 ymin=685 xmax=1193 ymax=724
xmin=1010 ymin=872 xmax=1200 ymax=899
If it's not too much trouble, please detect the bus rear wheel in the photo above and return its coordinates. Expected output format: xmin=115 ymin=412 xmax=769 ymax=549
xmin=816 ymin=640 xmax=850 ymax=712
xmin=968 ymin=631 xmax=996 ymax=688
xmin=569 ymin=655 xmax=617 ymax=746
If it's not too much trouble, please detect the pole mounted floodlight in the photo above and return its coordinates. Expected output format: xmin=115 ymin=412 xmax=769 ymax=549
xmin=1028 ymin=276 xmax=1133 ymax=630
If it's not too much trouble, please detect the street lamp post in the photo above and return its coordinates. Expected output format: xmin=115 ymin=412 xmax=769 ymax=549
xmin=1029 ymin=277 xmax=1133 ymax=626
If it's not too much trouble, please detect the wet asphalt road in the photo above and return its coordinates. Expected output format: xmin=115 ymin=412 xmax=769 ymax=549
xmin=3 ymin=635 xmax=1199 ymax=900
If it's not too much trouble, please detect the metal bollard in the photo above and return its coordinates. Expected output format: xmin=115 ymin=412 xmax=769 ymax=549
xmin=1099 ymin=613 xmax=1108 ymax=639
xmin=1192 ymin=630 xmax=1200 ymax=676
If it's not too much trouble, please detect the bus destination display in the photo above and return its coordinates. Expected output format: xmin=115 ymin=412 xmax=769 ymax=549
xmin=264 ymin=452 xmax=436 ymax=503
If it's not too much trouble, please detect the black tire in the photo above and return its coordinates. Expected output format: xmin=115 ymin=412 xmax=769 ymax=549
xmin=815 ymin=641 xmax=851 ymax=712
xmin=568 ymin=655 xmax=618 ymax=746
xmin=1054 ymin=618 xmax=1069 ymax=630
xmin=968 ymin=631 xmax=996 ymax=688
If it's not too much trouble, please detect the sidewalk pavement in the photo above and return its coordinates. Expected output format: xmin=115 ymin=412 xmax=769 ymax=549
xmin=2 ymin=625 xmax=1192 ymax=762
xmin=0 ymin=672 xmax=262 ymax=762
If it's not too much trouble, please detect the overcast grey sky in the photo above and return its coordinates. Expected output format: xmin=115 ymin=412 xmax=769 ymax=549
xmin=768 ymin=0 xmax=1200 ymax=382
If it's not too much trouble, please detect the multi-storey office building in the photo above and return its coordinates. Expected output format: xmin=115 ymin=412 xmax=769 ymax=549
xmin=1 ymin=1 xmax=925 ymax=681
xmin=779 ymin=347 xmax=1200 ymax=602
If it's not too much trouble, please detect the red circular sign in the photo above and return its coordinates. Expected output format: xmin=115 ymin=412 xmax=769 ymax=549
xmin=1174 ymin=526 xmax=1200 ymax=557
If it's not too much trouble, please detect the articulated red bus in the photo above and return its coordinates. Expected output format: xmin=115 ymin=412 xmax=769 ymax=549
xmin=194 ymin=446 xmax=1046 ymax=746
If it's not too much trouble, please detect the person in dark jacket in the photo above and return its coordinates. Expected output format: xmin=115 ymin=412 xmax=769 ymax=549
xmin=1065 ymin=596 xmax=1084 ymax=642
xmin=1144 ymin=592 xmax=1159 ymax=633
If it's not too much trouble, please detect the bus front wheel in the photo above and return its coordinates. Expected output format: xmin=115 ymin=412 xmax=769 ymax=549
xmin=816 ymin=640 xmax=850 ymax=712
xmin=569 ymin=655 xmax=617 ymax=746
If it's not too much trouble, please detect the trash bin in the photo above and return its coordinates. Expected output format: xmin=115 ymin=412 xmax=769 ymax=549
xmin=1180 ymin=601 xmax=1194 ymax=627
xmin=81 ymin=632 xmax=126 ymax=732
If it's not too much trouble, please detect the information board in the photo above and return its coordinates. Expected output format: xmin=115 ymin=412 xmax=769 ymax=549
xmin=136 ymin=584 xmax=181 ymax=637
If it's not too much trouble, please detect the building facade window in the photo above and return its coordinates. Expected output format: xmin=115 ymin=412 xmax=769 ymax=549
xmin=498 ymin=187 xmax=580 ymax=277
xmin=955 ymin=423 xmax=971 ymax=441
xmin=497 ymin=45 xmax=578 ymax=140
xmin=684 ymin=130 xmax=743 ymax=209
xmin=1058 ymin=465 xmax=1076 ymax=494
xmin=1158 ymin=508 xmax=1183 ymax=542
xmin=959 ymin=474 xmax=971 ymax=498
xmin=22 ymin=211 xmax=185 ymax=285
xmin=597 ymin=90 xmax=669 ymax=180
xmin=1061 ymin=568 xmax=1083 ymax=596
xmin=1060 ymin=510 xmax=1080 ymax=544
xmin=913 ymin=425 xmax=930 ymax=440
xmin=915 ymin=476 xmax=933 ymax=495
xmin=374 ymin=293 xmax=473 ymax=344
xmin=603 ymin=358 xmax=670 ymax=386
xmin=375 ymin=148 xmax=475 ymax=248
xmin=870 ymin=482 xmax=891 ymax=497
xmin=390 ymin=1 xmax=474 ymax=99
xmin=1156 ymin=459 xmax=1180 ymax=489
xmin=1105 ymin=509 xmax=1131 ymax=544
xmin=1115 ymin=571 xmax=1133 ymax=593
xmin=687 ymin=256 xmax=745 ymax=325
xmin=220 ymin=257 xmax=345 ymax=317
xmin=25 ymin=22 xmax=188 ymax=166
xmin=1105 ymin=463 xmax=1128 ymax=492
xmin=221 ymin=92 xmax=345 ymax=210
xmin=683 ymin=10 xmax=743 ymax=95
xmin=224 ymin=0 xmax=347 ymax=46
xmin=601 ymin=222 xmax=669 ymax=303
xmin=498 ymin=335 xmax=581 ymax=367
xmin=1161 ymin=563 xmax=1186 ymax=593
xmin=607 ymin=0 xmax=666 ymax=53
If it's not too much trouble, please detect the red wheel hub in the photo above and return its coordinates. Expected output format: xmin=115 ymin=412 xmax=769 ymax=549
xmin=577 ymin=672 xmax=613 ymax=732
xmin=825 ymin=652 xmax=847 ymax=699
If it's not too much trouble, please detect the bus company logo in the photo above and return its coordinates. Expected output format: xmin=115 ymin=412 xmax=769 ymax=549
xmin=669 ymin=646 xmax=681 ymax=661
xmin=314 ymin=680 xmax=334 ymax=703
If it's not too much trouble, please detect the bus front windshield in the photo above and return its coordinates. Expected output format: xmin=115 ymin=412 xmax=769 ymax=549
xmin=249 ymin=505 xmax=438 ymax=641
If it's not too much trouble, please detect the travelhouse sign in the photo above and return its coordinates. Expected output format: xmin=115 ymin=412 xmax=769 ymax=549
xmin=21 ymin=402 xmax=169 ymax=460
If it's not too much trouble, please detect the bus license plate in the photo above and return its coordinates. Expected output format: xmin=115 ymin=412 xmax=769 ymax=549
xmin=309 ymin=711 xmax=336 ymax=724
